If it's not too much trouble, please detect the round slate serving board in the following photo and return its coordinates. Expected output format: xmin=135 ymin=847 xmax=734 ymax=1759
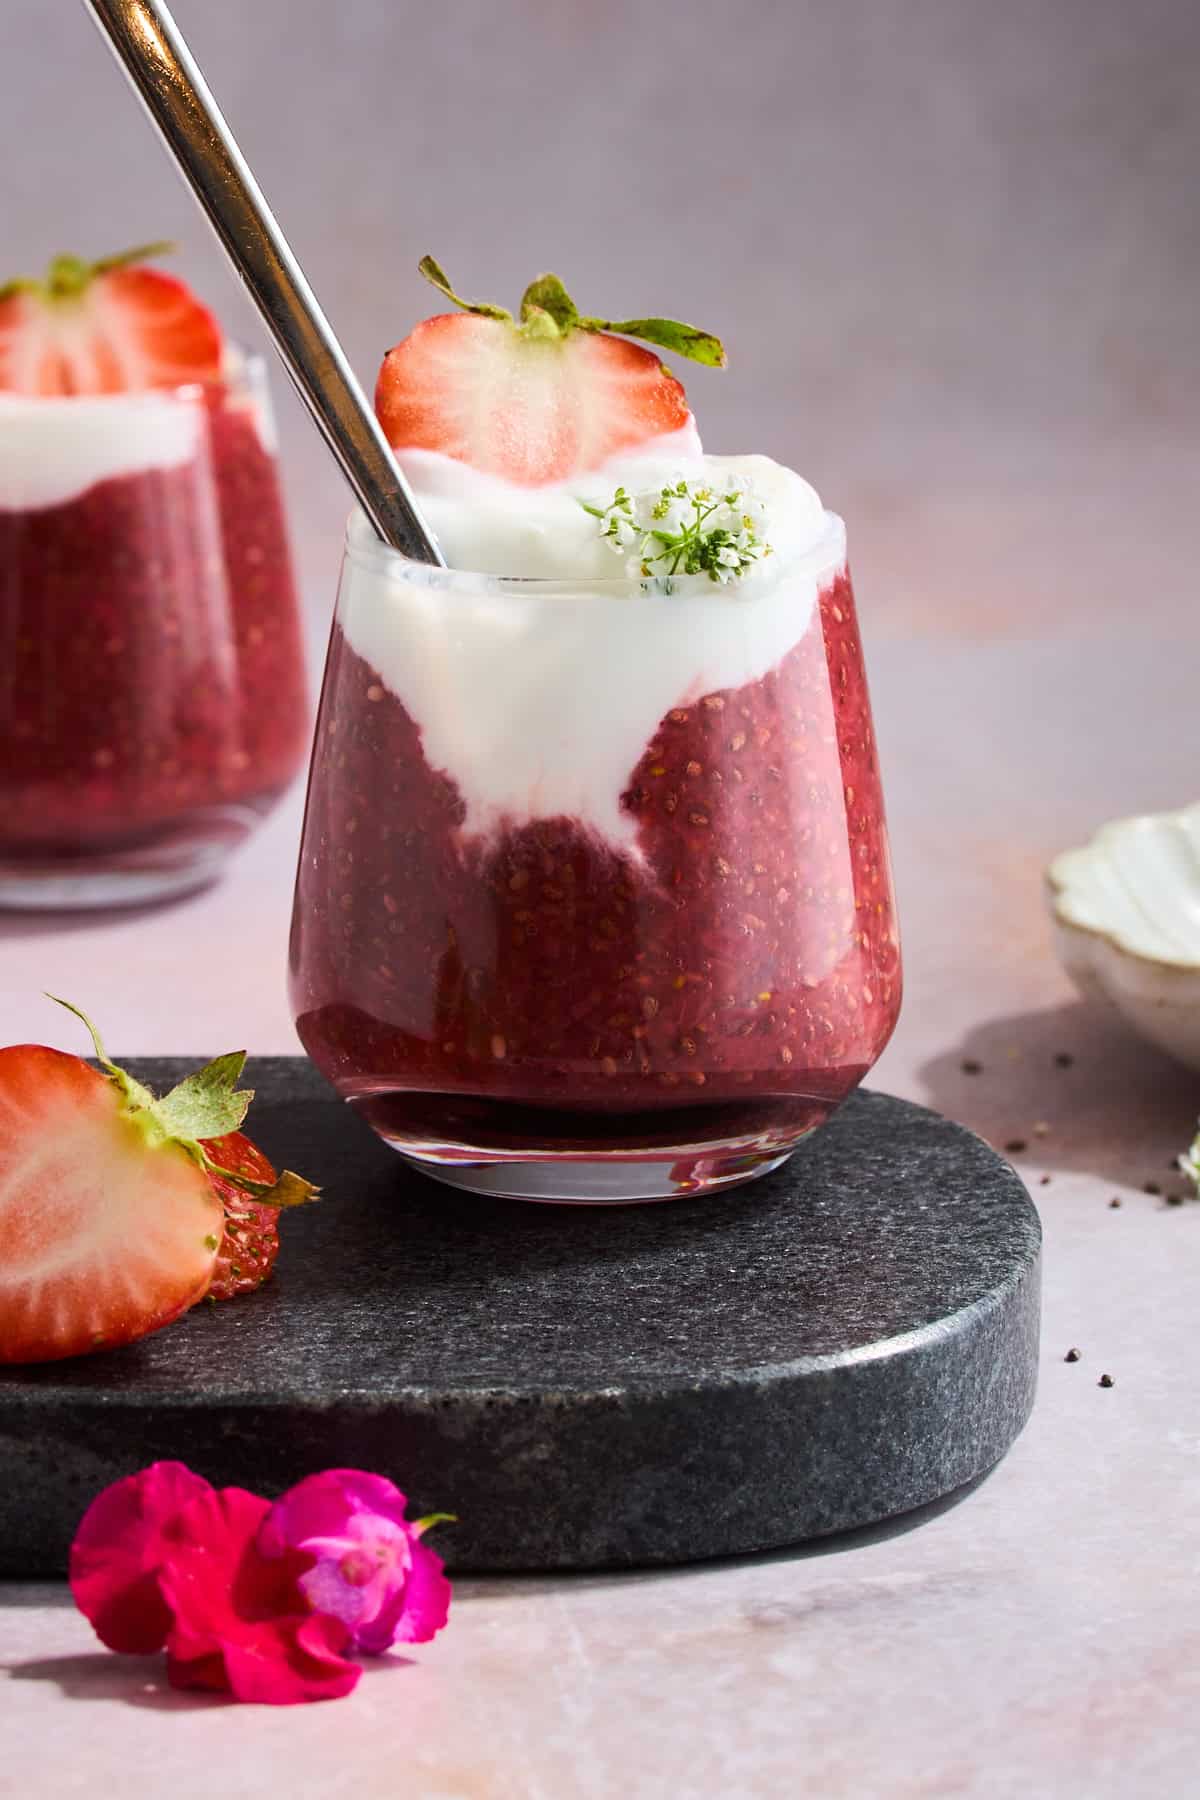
xmin=0 ymin=1059 xmax=1040 ymax=1574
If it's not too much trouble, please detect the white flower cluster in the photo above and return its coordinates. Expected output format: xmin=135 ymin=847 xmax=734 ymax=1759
xmin=583 ymin=477 xmax=772 ymax=584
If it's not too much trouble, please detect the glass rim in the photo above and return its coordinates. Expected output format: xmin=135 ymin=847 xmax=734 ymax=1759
xmin=0 ymin=341 xmax=269 ymax=412
xmin=342 ymin=506 xmax=848 ymax=596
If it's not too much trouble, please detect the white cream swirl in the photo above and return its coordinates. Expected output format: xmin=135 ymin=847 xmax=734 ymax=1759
xmin=392 ymin=424 xmax=829 ymax=579
xmin=338 ymin=433 xmax=846 ymax=850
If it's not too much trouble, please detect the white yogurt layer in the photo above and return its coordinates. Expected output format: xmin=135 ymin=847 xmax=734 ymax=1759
xmin=392 ymin=428 xmax=831 ymax=579
xmin=340 ymin=441 xmax=846 ymax=852
xmin=0 ymin=351 xmax=276 ymax=512
xmin=0 ymin=390 xmax=203 ymax=512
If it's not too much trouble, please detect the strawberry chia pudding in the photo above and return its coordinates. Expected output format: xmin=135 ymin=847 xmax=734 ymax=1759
xmin=0 ymin=249 xmax=308 ymax=905
xmin=290 ymin=263 xmax=900 ymax=1198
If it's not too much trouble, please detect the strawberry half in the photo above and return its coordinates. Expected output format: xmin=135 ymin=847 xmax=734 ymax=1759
xmin=0 ymin=1000 xmax=315 ymax=1364
xmin=0 ymin=242 xmax=223 ymax=396
xmin=375 ymin=256 xmax=726 ymax=487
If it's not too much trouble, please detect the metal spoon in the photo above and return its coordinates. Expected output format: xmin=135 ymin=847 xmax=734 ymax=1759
xmin=82 ymin=0 xmax=444 ymax=564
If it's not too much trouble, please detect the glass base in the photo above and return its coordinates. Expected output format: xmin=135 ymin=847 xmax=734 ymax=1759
xmin=337 ymin=1085 xmax=837 ymax=1204
xmin=391 ymin=1145 xmax=795 ymax=1203
xmin=0 ymin=806 xmax=261 ymax=911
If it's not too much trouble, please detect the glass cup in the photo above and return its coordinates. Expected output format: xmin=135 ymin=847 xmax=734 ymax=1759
xmin=0 ymin=353 xmax=309 ymax=908
xmin=290 ymin=510 xmax=901 ymax=1202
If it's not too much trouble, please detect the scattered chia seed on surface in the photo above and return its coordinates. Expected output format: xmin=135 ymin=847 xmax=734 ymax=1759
xmin=1039 ymin=1175 xmax=1052 ymax=1185
xmin=1144 ymin=1182 xmax=1161 ymax=1196
xmin=961 ymin=1058 xmax=982 ymax=1075
xmin=1064 ymin=1347 xmax=1082 ymax=1363
xmin=1109 ymin=1196 xmax=1122 ymax=1208
xmin=1054 ymin=1052 xmax=1074 ymax=1068
xmin=1166 ymin=1192 xmax=1185 ymax=1207
xmin=1005 ymin=1139 xmax=1028 ymax=1154
xmin=1099 ymin=1373 xmax=1115 ymax=1388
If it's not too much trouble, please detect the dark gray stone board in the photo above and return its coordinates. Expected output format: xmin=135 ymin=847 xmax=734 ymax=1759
xmin=0 ymin=1059 xmax=1040 ymax=1575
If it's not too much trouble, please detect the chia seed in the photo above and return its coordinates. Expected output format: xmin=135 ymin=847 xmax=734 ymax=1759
xmin=290 ymin=573 xmax=901 ymax=1152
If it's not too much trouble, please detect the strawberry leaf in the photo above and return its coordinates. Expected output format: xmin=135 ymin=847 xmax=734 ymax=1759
xmin=153 ymin=1050 xmax=254 ymax=1143
xmin=418 ymin=255 xmax=512 ymax=322
xmin=579 ymin=313 xmax=727 ymax=368
xmin=412 ymin=257 xmax=725 ymax=365
xmin=2 ymin=243 xmax=177 ymax=305
xmin=204 ymin=1161 xmax=320 ymax=1209
xmin=90 ymin=240 xmax=176 ymax=277
xmin=42 ymin=998 xmax=319 ymax=1218
xmin=519 ymin=273 xmax=579 ymax=334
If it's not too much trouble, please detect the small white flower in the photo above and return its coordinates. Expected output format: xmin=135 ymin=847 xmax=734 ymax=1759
xmin=582 ymin=470 xmax=773 ymax=585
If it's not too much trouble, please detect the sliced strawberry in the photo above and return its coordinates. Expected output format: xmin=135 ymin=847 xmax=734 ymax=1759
xmin=375 ymin=257 xmax=725 ymax=487
xmin=0 ymin=1045 xmax=221 ymax=1363
xmin=204 ymin=1132 xmax=282 ymax=1302
xmin=377 ymin=314 xmax=688 ymax=486
xmin=0 ymin=1002 xmax=316 ymax=1364
xmin=0 ymin=243 xmax=223 ymax=396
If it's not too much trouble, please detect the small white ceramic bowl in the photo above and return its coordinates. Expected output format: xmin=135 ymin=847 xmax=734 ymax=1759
xmin=1047 ymin=801 xmax=1200 ymax=1072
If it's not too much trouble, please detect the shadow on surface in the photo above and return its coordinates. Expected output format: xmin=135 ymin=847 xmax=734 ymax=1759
xmin=1 ymin=1467 xmax=998 ymax=1601
xmin=918 ymin=999 xmax=1199 ymax=1197
xmin=0 ymin=888 xmax=209 ymax=940
xmin=4 ymin=1652 xmax=221 ymax=1711
xmin=5 ymin=1648 xmax=416 ymax=1710
xmin=454 ymin=1465 xmax=997 ymax=1595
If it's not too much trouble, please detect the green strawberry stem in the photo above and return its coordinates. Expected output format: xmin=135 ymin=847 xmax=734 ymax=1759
xmin=418 ymin=254 xmax=727 ymax=369
xmin=0 ymin=241 xmax=176 ymax=305
xmin=417 ymin=255 xmax=513 ymax=322
xmin=47 ymin=995 xmax=318 ymax=1210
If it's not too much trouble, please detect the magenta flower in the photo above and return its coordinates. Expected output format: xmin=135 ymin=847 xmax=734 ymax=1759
xmin=157 ymin=1486 xmax=361 ymax=1705
xmin=68 ymin=1461 xmax=453 ymax=1705
xmin=257 ymin=1470 xmax=452 ymax=1653
xmin=70 ymin=1460 xmax=213 ymax=1654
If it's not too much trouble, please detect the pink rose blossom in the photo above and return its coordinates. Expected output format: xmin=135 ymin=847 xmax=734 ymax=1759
xmin=258 ymin=1470 xmax=452 ymax=1654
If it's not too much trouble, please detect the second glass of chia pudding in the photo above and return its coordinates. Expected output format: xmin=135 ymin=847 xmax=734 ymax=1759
xmin=290 ymin=258 xmax=901 ymax=1200
xmin=0 ymin=247 xmax=309 ymax=907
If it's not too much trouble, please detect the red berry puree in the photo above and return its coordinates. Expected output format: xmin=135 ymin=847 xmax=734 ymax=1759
xmin=0 ymin=381 xmax=308 ymax=881
xmin=291 ymin=565 xmax=900 ymax=1181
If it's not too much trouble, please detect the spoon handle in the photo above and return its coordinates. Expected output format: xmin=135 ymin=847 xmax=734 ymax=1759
xmin=83 ymin=0 xmax=444 ymax=564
